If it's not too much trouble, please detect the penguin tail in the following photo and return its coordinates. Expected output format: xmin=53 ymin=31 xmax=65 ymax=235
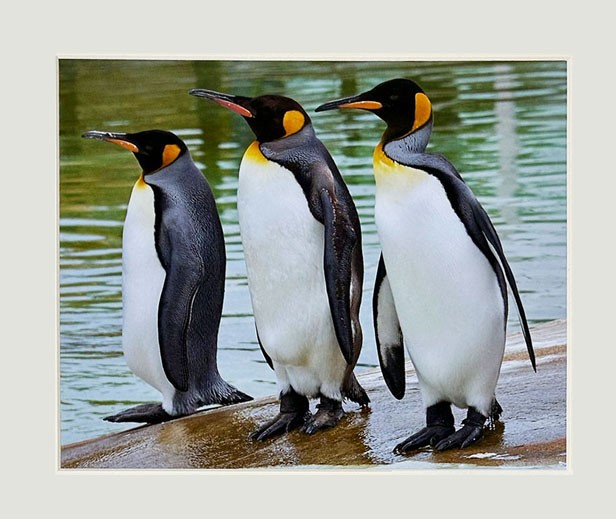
xmin=209 ymin=379 xmax=254 ymax=406
xmin=218 ymin=386 xmax=254 ymax=405
xmin=343 ymin=373 xmax=370 ymax=407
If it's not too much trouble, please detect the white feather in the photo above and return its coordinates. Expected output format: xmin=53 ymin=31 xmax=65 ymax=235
xmin=238 ymin=147 xmax=347 ymax=400
xmin=375 ymin=164 xmax=505 ymax=416
xmin=376 ymin=273 xmax=401 ymax=368
xmin=121 ymin=180 xmax=176 ymax=412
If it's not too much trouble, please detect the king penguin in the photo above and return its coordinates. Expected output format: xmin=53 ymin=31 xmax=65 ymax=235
xmin=316 ymin=78 xmax=535 ymax=452
xmin=82 ymin=129 xmax=252 ymax=424
xmin=189 ymin=88 xmax=369 ymax=440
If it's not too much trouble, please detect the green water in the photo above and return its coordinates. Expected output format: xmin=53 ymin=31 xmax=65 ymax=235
xmin=59 ymin=59 xmax=567 ymax=445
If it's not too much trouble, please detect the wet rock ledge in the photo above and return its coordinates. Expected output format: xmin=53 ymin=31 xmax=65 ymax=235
xmin=61 ymin=319 xmax=567 ymax=470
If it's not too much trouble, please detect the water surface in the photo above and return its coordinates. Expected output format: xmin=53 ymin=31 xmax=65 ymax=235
xmin=59 ymin=60 xmax=567 ymax=445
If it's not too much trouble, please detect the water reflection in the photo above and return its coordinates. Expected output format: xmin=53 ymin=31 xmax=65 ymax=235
xmin=59 ymin=59 xmax=566 ymax=445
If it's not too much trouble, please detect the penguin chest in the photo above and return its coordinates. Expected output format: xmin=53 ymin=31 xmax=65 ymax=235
xmin=237 ymin=150 xmax=344 ymax=385
xmin=374 ymin=165 xmax=505 ymax=400
xmin=121 ymin=180 xmax=174 ymax=398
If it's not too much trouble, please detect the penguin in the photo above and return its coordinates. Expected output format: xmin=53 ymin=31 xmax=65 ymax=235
xmin=316 ymin=78 xmax=535 ymax=452
xmin=81 ymin=129 xmax=252 ymax=424
xmin=188 ymin=88 xmax=369 ymax=440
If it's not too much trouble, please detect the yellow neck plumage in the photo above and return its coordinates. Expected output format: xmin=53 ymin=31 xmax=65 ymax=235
xmin=373 ymin=141 xmax=427 ymax=191
xmin=373 ymin=142 xmax=398 ymax=170
xmin=243 ymin=141 xmax=269 ymax=164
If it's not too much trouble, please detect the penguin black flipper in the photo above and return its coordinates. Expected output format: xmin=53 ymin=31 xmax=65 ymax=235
xmin=319 ymin=187 xmax=357 ymax=365
xmin=469 ymin=196 xmax=536 ymax=371
xmin=401 ymin=152 xmax=536 ymax=371
xmin=373 ymin=253 xmax=405 ymax=399
xmin=156 ymin=247 xmax=202 ymax=392
xmin=151 ymin=182 xmax=212 ymax=393
xmin=255 ymin=326 xmax=274 ymax=370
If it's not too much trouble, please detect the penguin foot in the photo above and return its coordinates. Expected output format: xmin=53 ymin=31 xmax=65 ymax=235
xmin=489 ymin=398 xmax=503 ymax=423
xmin=394 ymin=401 xmax=455 ymax=454
xmin=301 ymin=396 xmax=344 ymax=435
xmin=104 ymin=403 xmax=176 ymax=424
xmin=249 ymin=389 xmax=310 ymax=441
xmin=433 ymin=407 xmax=488 ymax=451
xmin=394 ymin=425 xmax=455 ymax=454
xmin=249 ymin=411 xmax=311 ymax=441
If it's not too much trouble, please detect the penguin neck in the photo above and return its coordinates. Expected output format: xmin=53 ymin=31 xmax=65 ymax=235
xmin=259 ymin=124 xmax=315 ymax=160
xmin=144 ymin=151 xmax=192 ymax=181
xmin=381 ymin=120 xmax=432 ymax=162
xmin=135 ymin=173 xmax=148 ymax=189
xmin=374 ymin=121 xmax=434 ymax=188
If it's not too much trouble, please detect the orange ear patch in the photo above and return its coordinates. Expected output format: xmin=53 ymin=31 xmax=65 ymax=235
xmin=162 ymin=144 xmax=181 ymax=168
xmin=411 ymin=93 xmax=432 ymax=132
xmin=282 ymin=110 xmax=305 ymax=137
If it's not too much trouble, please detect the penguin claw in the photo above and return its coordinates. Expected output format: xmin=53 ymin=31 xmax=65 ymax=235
xmin=300 ymin=396 xmax=345 ymax=435
xmin=394 ymin=425 xmax=455 ymax=454
xmin=433 ymin=424 xmax=484 ymax=451
xmin=248 ymin=411 xmax=310 ymax=441
xmin=104 ymin=403 xmax=175 ymax=424
xmin=300 ymin=408 xmax=345 ymax=435
xmin=432 ymin=407 xmax=488 ymax=451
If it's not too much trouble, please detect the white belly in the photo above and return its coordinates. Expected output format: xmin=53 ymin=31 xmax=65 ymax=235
xmin=237 ymin=145 xmax=347 ymax=399
xmin=375 ymin=166 xmax=505 ymax=413
xmin=122 ymin=179 xmax=176 ymax=410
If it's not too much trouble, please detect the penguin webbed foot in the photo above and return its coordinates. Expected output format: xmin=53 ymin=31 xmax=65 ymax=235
xmin=394 ymin=401 xmax=455 ymax=454
xmin=433 ymin=407 xmax=488 ymax=451
xmin=104 ymin=403 xmax=176 ymax=424
xmin=394 ymin=425 xmax=455 ymax=454
xmin=301 ymin=396 xmax=344 ymax=435
xmin=249 ymin=389 xmax=310 ymax=441
xmin=489 ymin=398 xmax=503 ymax=424
xmin=432 ymin=424 xmax=484 ymax=451
xmin=248 ymin=410 xmax=311 ymax=441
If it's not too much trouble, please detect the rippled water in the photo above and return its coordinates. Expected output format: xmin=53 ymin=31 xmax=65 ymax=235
xmin=59 ymin=59 xmax=567 ymax=445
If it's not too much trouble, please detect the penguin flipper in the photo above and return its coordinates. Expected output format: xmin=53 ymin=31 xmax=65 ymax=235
xmin=373 ymin=253 xmax=405 ymax=399
xmin=157 ymin=260 xmax=203 ymax=392
xmin=470 ymin=201 xmax=536 ymax=371
xmin=319 ymin=188 xmax=357 ymax=365
xmin=255 ymin=326 xmax=274 ymax=370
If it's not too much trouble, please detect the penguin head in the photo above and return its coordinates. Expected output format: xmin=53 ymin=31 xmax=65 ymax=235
xmin=316 ymin=78 xmax=433 ymax=142
xmin=82 ymin=129 xmax=188 ymax=174
xmin=189 ymin=88 xmax=311 ymax=143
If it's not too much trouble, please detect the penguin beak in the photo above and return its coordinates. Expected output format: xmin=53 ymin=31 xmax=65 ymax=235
xmin=189 ymin=88 xmax=254 ymax=118
xmin=315 ymin=93 xmax=383 ymax=113
xmin=82 ymin=130 xmax=139 ymax=153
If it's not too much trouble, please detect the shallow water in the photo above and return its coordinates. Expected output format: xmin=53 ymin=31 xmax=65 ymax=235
xmin=59 ymin=59 xmax=567 ymax=445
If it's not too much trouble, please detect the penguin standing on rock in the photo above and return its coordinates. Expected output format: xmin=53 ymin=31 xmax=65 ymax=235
xmin=82 ymin=129 xmax=252 ymax=424
xmin=316 ymin=79 xmax=535 ymax=452
xmin=189 ymin=88 xmax=369 ymax=440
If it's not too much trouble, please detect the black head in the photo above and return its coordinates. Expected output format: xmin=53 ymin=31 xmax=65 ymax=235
xmin=189 ymin=88 xmax=311 ymax=143
xmin=81 ymin=129 xmax=188 ymax=174
xmin=316 ymin=78 xmax=432 ymax=141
